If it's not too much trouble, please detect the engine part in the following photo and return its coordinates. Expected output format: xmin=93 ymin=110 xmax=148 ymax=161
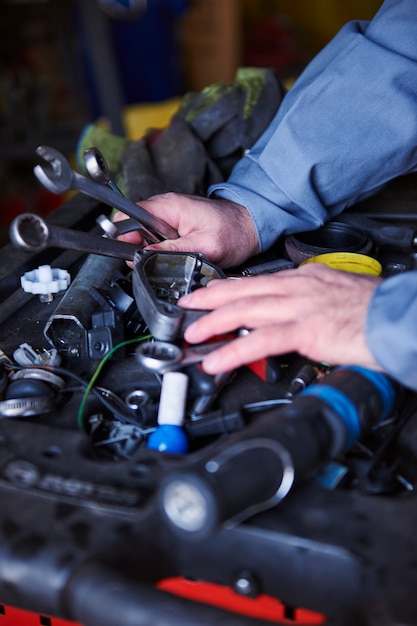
xmin=159 ymin=366 xmax=396 ymax=537
xmin=338 ymin=212 xmax=417 ymax=252
xmin=9 ymin=368 xmax=65 ymax=391
xmin=87 ymin=309 xmax=125 ymax=360
xmin=132 ymin=250 xmax=225 ymax=341
xmin=20 ymin=264 xmax=71 ymax=302
xmin=13 ymin=343 xmax=61 ymax=368
xmin=285 ymin=362 xmax=326 ymax=397
xmin=302 ymin=251 xmax=382 ymax=275
xmin=285 ymin=221 xmax=373 ymax=264
xmin=1 ymin=182 xmax=417 ymax=625
xmin=146 ymin=371 xmax=189 ymax=454
xmin=89 ymin=415 xmax=147 ymax=459
xmin=240 ymin=258 xmax=295 ymax=276
xmin=44 ymin=254 xmax=125 ymax=359
xmin=0 ymin=367 xmax=63 ymax=418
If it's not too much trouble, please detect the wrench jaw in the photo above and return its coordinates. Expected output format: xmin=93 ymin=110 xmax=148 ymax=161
xmin=34 ymin=145 xmax=73 ymax=194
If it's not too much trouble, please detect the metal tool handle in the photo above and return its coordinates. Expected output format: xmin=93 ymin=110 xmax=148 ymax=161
xmin=9 ymin=213 xmax=139 ymax=262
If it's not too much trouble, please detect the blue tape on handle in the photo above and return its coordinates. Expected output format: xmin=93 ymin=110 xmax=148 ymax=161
xmin=301 ymin=367 xmax=396 ymax=450
xmin=301 ymin=385 xmax=361 ymax=449
xmin=345 ymin=366 xmax=396 ymax=419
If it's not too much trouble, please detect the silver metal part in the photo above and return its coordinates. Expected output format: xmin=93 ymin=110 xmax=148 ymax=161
xmin=10 ymin=213 xmax=139 ymax=262
xmin=13 ymin=343 xmax=61 ymax=368
xmin=96 ymin=214 xmax=121 ymax=239
xmin=33 ymin=145 xmax=178 ymax=243
xmin=132 ymin=251 xmax=226 ymax=341
xmin=162 ymin=478 xmax=211 ymax=533
xmin=124 ymin=389 xmax=150 ymax=410
xmin=9 ymin=368 xmax=65 ymax=390
xmin=136 ymin=339 xmax=229 ymax=374
xmin=0 ymin=396 xmax=55 ymax=418
xmin=96 ymin=215 xmax=146 ymax=240
xmin=83 ymin=147 xmax=124 ymax=196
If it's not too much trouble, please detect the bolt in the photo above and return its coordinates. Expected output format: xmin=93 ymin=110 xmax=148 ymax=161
xmin=233 ymin=571 xmax=259 ymax=598
xmin=39 ymin=293 xmax=54 ymax=304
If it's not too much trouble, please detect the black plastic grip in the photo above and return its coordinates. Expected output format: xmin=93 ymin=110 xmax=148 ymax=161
xmin=159 ymin=402 xmax=333 ymax=537
xmin=338 ymin=213 xmax=417 ymax=252
xmin=159 ymin=368 xmax=396 ymax=537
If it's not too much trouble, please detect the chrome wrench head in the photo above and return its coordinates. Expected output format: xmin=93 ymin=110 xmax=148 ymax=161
xmin=9 ymin=212 xmax=50 ymax=251
xmin=84 ymin=147 xmax=123 ymax=195
xmin=136 ymin=339 xmax=229 ymax=374
xmin=34 ymin=145 xmax=74 ymax=194
xmin=83 ymin=147 xmax=111 ymax=185
xmin=9 ymin=212 xmax=139 ymax=261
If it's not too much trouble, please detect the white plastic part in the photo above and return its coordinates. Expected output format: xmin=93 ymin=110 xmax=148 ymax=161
xmin=157 ymin=371 xmax=189 ymax=426
xmin=21 ymin=265 xmax=71 ymax=295
xmin=13 ymin=342 xmax=61 ymax=367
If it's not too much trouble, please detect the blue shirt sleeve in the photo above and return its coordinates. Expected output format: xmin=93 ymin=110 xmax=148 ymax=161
xmin=209 ymin=0 xmax=417 ymax=252
xmin=367 ymin=272 xmax=417 ymax=391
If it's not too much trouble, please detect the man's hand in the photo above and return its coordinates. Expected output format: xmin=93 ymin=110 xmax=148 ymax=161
xmin=178 ymin=263 xmax=383 ymax=374
xmin=113 ymin=192 xmax=259 ymax=268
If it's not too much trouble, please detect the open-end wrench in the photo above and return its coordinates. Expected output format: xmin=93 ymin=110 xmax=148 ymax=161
xmin=9 ymin=213 xmax=139 ymax=262
xmin=33 ymin=145 xmax=178 ymax=244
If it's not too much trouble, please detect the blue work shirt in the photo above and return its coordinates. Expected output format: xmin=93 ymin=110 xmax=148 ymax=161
xmin=209 ymin=0 xmax=417 ymax=390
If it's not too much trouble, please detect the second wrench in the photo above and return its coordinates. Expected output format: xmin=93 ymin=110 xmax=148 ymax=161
xmin=9 ymin=213 xmax=139 ymax=262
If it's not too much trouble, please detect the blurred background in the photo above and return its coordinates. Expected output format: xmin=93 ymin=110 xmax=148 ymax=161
xmin=0 ymin=0 xmax=382 ymax=239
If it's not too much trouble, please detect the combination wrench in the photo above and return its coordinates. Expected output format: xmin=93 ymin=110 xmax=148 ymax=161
xmin=136 ymin=339 xmax=230 ymax=374
xmin=33 ymin=145 xmax=178 ymax=244
xmin=9 ymin=213 xmax=140 ymax=262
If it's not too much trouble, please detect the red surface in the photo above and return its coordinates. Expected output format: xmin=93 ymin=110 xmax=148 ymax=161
xmin=0 ymin=604 xmax=81 ymax=626
xmin=158 ymin=578 xmax=326 ymax=624
xmin=0 ymin=578 xmax=326 ymax=625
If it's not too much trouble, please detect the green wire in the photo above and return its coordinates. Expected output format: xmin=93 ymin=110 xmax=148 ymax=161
xmin=77 ymin=334 xmax=152 ymax=431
